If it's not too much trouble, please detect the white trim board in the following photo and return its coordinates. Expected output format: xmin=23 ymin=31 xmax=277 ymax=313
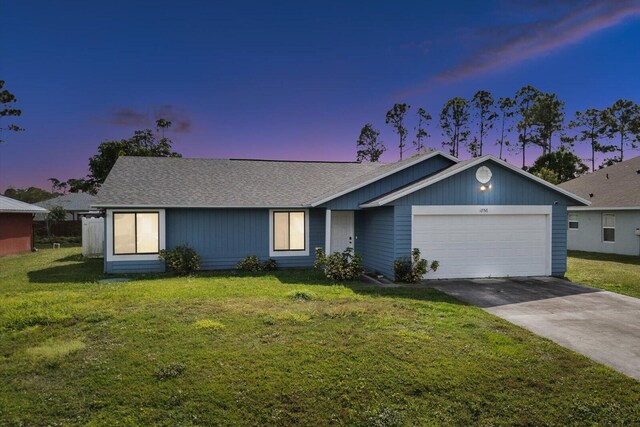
xmin=360 ymin=155 xmax=590 ymax=208
xmin=568 ymin=206 xmax=640 ymax=211
xmin=268 ymin=209 xmax=310 ymax=257
xmin=309 ymin=151 xmax=458 ymax=207
xmin=105 ymin=208 xmax=166 ymax=263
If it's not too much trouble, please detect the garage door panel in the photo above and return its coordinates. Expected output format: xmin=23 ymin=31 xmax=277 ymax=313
xmin=413 ymin=212 xmax=549 ymax=279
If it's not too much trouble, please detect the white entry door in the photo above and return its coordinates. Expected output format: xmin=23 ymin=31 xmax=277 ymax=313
xmin=412 ymin=206 xmax=551 ymax=279
xmin=330 ymin=211 xmax=354 ymax=253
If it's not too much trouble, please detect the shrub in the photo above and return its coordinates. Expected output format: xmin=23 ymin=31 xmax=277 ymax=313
xmin=236 ymin=256 xmax=278 ymax=272
xmin=159 ymin=245 xmax=201 ymax=276
xmin=261 ymin=258 xmax=278 ymax=271
xmin=236 ymin=255 xmax=262 ymax=272
xmin=394 ymin=248 xmax=439 ymax=283
xmin=314 ymin=247 xmax=363 ymax=281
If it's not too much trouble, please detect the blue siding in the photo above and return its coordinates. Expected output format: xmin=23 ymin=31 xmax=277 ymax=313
xmin=355 ymin=207 xmax=395 ymax=278
xmin=105 ymin=260 xmax=165 ymax=274
xmin=321 ymin=156 xmax=453 ymax=210
xmin=391 ymin=159 xmax=576 ymax=277
xmin=552 ymin=204 xmax=567 ymax=276
xmin=165 ymin=208 xmax=325 ymax=269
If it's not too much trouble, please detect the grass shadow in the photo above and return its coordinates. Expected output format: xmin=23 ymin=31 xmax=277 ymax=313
xmin=569 ymin=250 xmax=640 ymax=266
xmin=28 ymin=257 xmax=104 ymax=284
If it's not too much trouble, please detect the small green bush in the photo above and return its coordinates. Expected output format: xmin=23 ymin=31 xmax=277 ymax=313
xmin=314 ymin=247 xmax=363 ymax=281
xmin=261 ymin=258 xmax=278 ymax=271
xmin=236 ymin=256 xmax=278 ymax=272
xmin=159 ymin=245 xmax=201 ymax=276
xmin=236 ymin=255 xmax=262 ymax=272
xmin=394 ymin=248 xmax=439 ymax=283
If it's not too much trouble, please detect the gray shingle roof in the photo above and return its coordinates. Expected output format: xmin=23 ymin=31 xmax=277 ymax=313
xmin=94 ymin=152 xmax=455 ymax=208
xmin=36 ymin=192 xmax=97 ymax=211
xmin=0 ymin=195 xmax=49 ymax=213
xmin=559 ymin=156 xmax=640 ymax=208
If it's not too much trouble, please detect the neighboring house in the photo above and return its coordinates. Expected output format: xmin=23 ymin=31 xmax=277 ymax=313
xmin=93 ymin=151 xmax=588 ymax=278
xmin=0 ymin=195 xmax=48 ymax=256
xmin=559 ymin=156 xmax=640 ymax=256
xmin=36 ymin=192 xmax=99 ymax=220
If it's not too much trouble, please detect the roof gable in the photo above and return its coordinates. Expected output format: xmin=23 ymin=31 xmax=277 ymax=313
xmin=361 ymin=155 xmax=590 ymax=208
xmin=309 ymin=151 xmax=457 ymax=207
xmin=558 ymin=156 xmax=640 ymax=208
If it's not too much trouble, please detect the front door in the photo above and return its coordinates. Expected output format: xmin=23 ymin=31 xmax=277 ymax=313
xmin=330 ymin=211 xmax=354 ymax=253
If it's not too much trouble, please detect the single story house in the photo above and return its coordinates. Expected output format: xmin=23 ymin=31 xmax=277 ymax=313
xmin=559 ymin=156 xmax=640 ymax=256
xmin=35 ymin=192 xmax=99 ymax=220
xmin=93 ymin=151 xmax=588 ymax=279
xmin=0 ymin=195 xmax=48 ymax=256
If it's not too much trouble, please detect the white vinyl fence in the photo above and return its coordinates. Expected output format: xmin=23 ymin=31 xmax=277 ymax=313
xmin=82 ymin=217 xmax=104 ymax=258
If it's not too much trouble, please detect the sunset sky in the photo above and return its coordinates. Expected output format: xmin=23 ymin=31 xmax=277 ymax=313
xmin=1 ymin=0 xmax=639 ymax=191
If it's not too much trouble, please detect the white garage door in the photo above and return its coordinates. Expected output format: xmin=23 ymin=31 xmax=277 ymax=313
xmin=412 ymin=206 xmax=551 ymax=279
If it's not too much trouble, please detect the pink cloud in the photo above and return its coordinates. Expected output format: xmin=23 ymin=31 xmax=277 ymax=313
xmin=435 ymin=0 xmax=640 ymax=83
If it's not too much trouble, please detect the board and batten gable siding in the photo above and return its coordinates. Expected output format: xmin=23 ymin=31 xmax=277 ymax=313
xmin=390 ymin=160 xmax=574 ymax=277
xmin=355 ymin=207 xmax=395 ymax=277
xmin=321 ymin=156 xmax=454 ymax=210
xmin=165 ymin=208 xmax=325 ymax=269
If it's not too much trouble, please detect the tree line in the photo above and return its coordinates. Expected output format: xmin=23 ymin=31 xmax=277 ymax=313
xmin=356 ymin=86 xmax=640 ymax=181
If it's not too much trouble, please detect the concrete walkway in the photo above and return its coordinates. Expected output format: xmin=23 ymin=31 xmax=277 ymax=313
xmin=427 ymin=277 xmax=640 ymax=379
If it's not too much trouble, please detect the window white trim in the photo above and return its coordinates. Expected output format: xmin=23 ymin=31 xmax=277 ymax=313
xmin=269 ymin=209 xmax=309 ymax=257
xmin=602 ymin=213 xmax=616 ymax=243
xmin=568 ymin=212 xmax=579 ymax=230
xmin=411 ymin=205 xmax=553 ymax=277
xmin=105 ymin=208 xmax=166 ymax=262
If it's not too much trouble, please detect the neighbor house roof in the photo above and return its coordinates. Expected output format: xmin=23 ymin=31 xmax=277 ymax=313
xmin=93 ymin=152 xmax=456 ymax=208
xmin=559 ymin=156 xmax=640 ymax=209
xmin=36 ymin=192 xmax=97 ymax=212
xmin=360 ymin=155 xmax=591 ymax=208
xmin=0 ymin=195 xmax=49 ymax=214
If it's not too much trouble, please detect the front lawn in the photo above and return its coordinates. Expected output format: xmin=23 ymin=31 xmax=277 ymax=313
xmin=567 ymin=250 xmax=640 ymax=298
xmin=0 ymin=248 xmax=638 ymax=426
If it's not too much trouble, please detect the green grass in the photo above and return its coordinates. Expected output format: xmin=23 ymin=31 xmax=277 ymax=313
xmin=0 ymin=247 xmax=638 ymax=426
xmin=567 ymin=250 xmax=640 ymax=298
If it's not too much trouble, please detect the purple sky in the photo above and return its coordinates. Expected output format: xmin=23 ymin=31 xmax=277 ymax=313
xmin=1 ymin=0 xmax=640 ymax=192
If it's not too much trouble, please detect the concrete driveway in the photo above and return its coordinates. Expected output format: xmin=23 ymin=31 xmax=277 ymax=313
xmin=427 ymin=277 xmax=640 ymax=379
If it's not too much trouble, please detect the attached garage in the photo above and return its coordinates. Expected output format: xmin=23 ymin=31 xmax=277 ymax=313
xmin=412 ymin=206 xmax=551 ymax=279
xmin=359 ymin=155 xmax=590 ymax=280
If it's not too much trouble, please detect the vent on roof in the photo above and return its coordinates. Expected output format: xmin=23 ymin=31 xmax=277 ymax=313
xmin=637 ymin=169 xmax=640 ymax=174
xmin=589 ymin=193 xmax=594 ymax=198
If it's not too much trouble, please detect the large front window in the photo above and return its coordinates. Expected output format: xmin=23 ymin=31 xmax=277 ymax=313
xmin=273 ymin=211 xmax=305 ymax=251
xmin=114 ymin=212 xmax=159 ymax=254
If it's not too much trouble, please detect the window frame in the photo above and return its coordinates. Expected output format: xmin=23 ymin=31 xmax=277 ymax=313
xmin=602 ymin=213 xmax=616 ymax=243
xmin=269 ymin=209 xmax=309 ymax=257
xmin=568 ymin=212 xmax=579 ymax=230
xmin=106 ymin=208 xmax=166 ymax=262
xmin=113 ymin=211 xmax=160 ymax=255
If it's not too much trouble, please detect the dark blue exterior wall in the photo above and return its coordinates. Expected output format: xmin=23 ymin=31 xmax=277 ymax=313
xmin=321 ymin=155 xmax=453 ymax=210
xmin=388 ymin=159 xmax=574 ymax=276
xmin=165 ymin=208 xmax=325 ymax=269
xmin=355 ymin=207 xmax=395 ymax=277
